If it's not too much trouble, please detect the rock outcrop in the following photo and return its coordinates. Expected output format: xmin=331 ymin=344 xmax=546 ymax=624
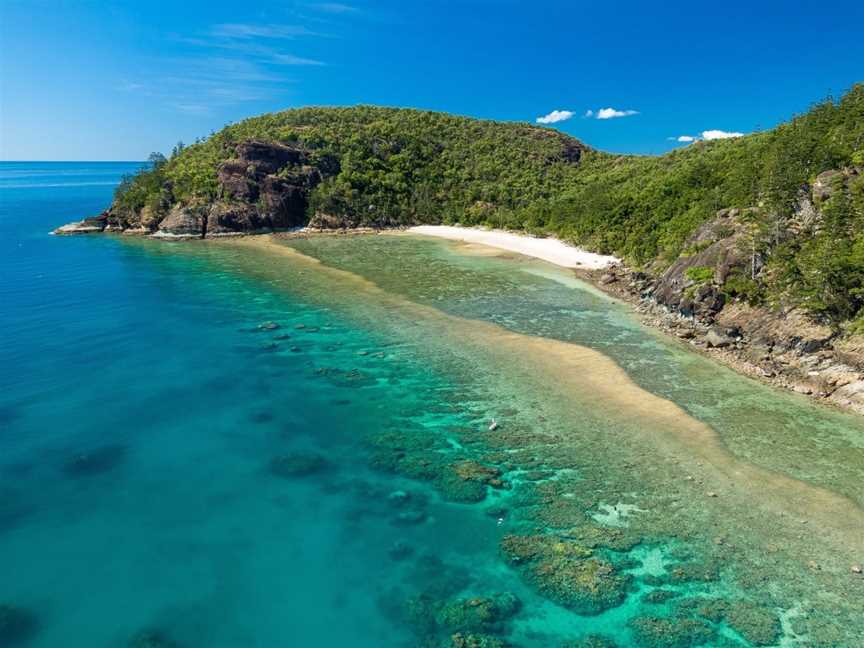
xmin=54 ymin=139 xmax=338 ymax=238
xmin=53 ymin=212 xmax=109 ymax=234
xmin=584 ymin=173 xmax=864 ymax=415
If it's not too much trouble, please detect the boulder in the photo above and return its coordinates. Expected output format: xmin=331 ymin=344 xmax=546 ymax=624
xmin=307 ymin=210 xmax=358 ymax=229
xmin=828 ymin=380 xmax=864 ymax=415
xmin=156 ymin=204 xmax=204 ymax=237
xmin=705 ymin=327 xmax=734 ymax=348
xmin=812 ymin=169 xmax=844 ymax=202
xmin=207 ymin=202 xmax=263 ymax=235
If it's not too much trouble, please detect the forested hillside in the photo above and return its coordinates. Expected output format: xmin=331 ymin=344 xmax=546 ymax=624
xmin=107 ymin=84 xmax=864 ymax=327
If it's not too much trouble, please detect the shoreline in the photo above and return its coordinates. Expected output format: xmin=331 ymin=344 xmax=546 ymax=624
xmin=576 ymin=265 xmax=864 ymax=418
xmin=54 ymin=218 xmax=864 ymax=417
xmin=398 ymin=225 xmax=864 ymax=419
xmin=407 ymin=225 xmax=620 ymax=270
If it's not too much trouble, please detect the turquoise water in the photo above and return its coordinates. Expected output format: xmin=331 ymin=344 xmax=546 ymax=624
xmin=0 ymin=163 xmax=522 ymax=646
xmin=287 ymin=235 xmax=864 ymax=504
xmin=3 ymin=163 xmax=864 ymax=647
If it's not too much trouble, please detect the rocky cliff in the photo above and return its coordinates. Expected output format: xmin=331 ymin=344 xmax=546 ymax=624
xmin=589 ymin=167 xmax=864 ymax=415
xmin=56 ymin=140 xmax=339 ymax=238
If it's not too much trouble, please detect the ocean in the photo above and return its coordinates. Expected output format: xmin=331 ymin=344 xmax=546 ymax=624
xmin=2 ymin=162 xmax=863 ymax=647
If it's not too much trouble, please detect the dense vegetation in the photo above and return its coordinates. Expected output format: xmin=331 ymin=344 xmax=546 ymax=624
xmin=116 ymin=85 xmax=864 ymax=326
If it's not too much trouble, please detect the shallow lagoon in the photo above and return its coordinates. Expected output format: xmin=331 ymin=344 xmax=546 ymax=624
xmin=2 ymin=163 xmax=863 ymax=647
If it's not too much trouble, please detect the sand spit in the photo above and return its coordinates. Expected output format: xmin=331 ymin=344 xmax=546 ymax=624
xmin=223 ymin=235 xmax=864 ymax=560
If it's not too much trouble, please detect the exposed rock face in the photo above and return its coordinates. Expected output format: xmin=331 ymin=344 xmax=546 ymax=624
xmin=583 ymin=180 xmax=864 ymax=416
xmin=217 ymin=160 xmax=257 ymax=202
xmin=258 ymin=175 xmax=309 ymax=227
xmin=652 ymin=207 xmax=755 ymax=316
xmin=207 ymin=201 xmax=262 ymax=235
xmin=154 ymin=204 xmax=205 ymax=237
xmin=235 ymin=140 xmax=306 ymax=175
xmin=56 ymin=139 xmax=337 ymax=237
xmin=307 ymin=210 xmax=360 ymax=230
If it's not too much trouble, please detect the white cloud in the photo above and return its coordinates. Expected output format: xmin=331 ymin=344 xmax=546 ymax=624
xmin=677 ymin=135 xmax=696 ymax=142
xmin=701 ymin=129 xmax=744 ymax=140
xmin=588 ymin=107 xmax=639 ymax=120
xmin=272 ymin=53 xmax=325 ymax=66
xmin=173 ymin=103 xmax=210 ymax=115
xmin=312 ymin=2 xmax=358 ymax=12
xmin=210 ymin=23 xmax=317 ymax=39
xmin=536 ymin=110 xmax=575 ymax=125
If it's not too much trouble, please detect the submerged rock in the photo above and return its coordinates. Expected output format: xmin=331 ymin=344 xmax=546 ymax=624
xmin=564 ymin=635 xmax=620 ymax=648
xmin=641 ymin=589 xmax=680 ymax=605
xmin=406 ymin=554 xmax=472 ymax=601
xmin=680 ymin=598 xmax=780 ymax=646
xmin=0 ymin=604 xmax=38 ymax=646
xmin=629 ymin=615 xmax=714 ymax=648
xmin=530 ymin=555 xmax=629 ymax=614
xmin=438 ymin=460 xmax=506 ymax=503
xmin=500 ymin=534 xmax=630 ymax=615
xmin=448 ymin=633 xmax=507 ymax=648
xmin=128 ymin=629 xmax=181 ymax=648
xmin=391 ymin=509 xmax=427 ymax=526
xmin=62 ymin=444 xmax=126 ymax=477
xmin=0 ymin=489 xmax=32 ymax=535
xmin=269 ymin=451 xmax=331 ymax=478
xmin=435 ymin=593 xmax=521 ymax=633
xmin=388 ymin=541 xmax=415 ymax=561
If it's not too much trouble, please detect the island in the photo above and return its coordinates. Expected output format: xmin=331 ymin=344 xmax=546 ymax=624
xmin=56 ymin=86 xmax=864 ymax=415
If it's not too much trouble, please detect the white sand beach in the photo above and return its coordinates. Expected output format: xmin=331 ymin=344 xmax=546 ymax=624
xmin=408 ymin=225 xmax=619 ymax=270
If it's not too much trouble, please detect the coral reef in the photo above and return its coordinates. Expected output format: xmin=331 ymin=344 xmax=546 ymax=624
xmin=563 ymin=635 xmax=620 ymax=648
xmin=500 ymin=534 xmax=630 ymax=614
xmin=269 ymin=451 xmax=331 ymax=478
xmin=435 ymin=593 xmax=521 ymax=633
xmin=628 ymin=615 xmax=715 ymax=648
xmin=641 ymin=589 xmax=680 ymax=605
xmin=447 ymin=633 xmax=507 ymax=648
xmin=678 ymin=598 xmax=781 ymax=646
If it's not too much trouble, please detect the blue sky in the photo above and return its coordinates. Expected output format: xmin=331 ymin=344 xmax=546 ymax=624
xmin=1 ymin=0 xmax=862 ymax=160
